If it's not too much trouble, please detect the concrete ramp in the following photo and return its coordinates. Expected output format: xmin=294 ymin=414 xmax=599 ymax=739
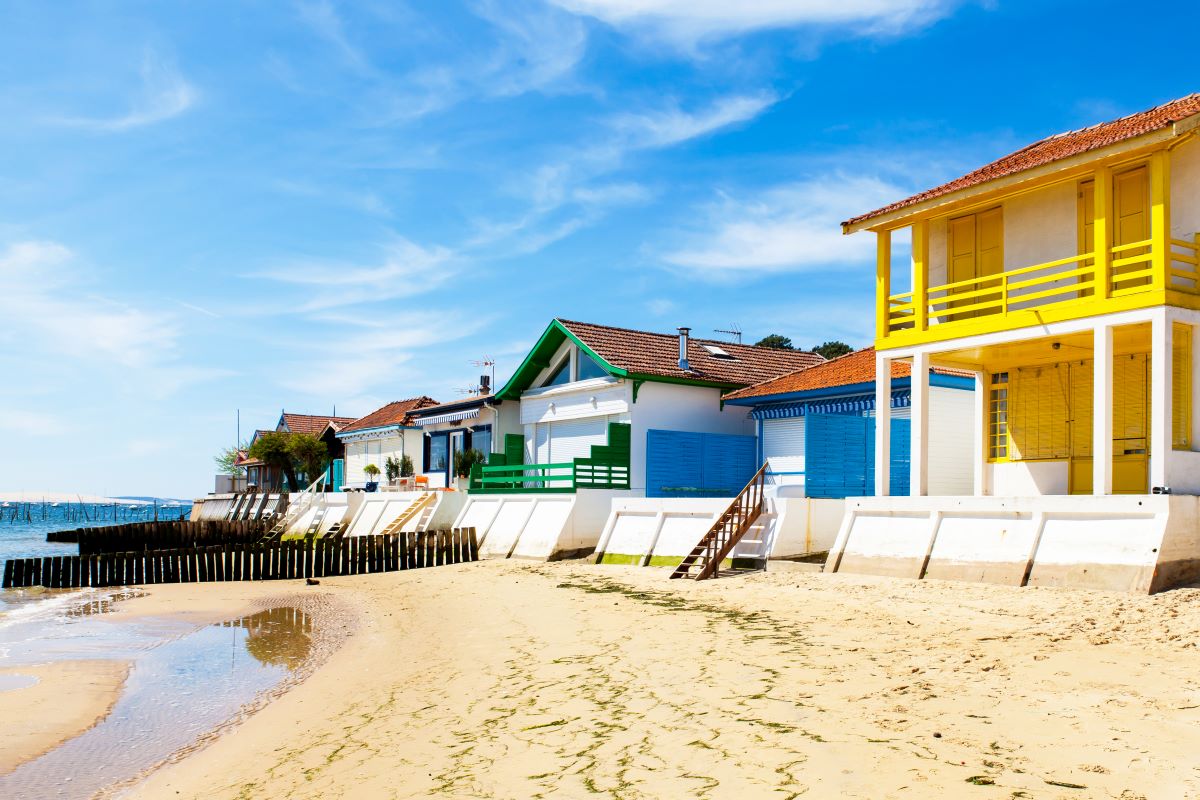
xmin=827 ymin=495 xmax=1199 ymax=593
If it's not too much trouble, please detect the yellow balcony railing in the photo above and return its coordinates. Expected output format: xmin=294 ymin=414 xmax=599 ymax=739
xmin=882 ymin=235 xmax=1200 ymax=344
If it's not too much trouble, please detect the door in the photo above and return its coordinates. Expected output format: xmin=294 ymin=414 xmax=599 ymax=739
xmin=762 ymin=417 xmax=806 ymax=486
xmin=1113 ymin=166 xmax=1150 ymax=288
xmin=947 ymin=207 xmax=1003 ymax=319
xmin=1063 ymin=355 xmax=1148 ymax=495
xmin=449 ymin=431 xmax=465 ymax=482
xmin=1078 ymin=181 xmax=1096 ymax=298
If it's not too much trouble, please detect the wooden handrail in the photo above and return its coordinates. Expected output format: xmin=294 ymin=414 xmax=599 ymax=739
xmin=670 ymin=463 xmax=768 ymax=581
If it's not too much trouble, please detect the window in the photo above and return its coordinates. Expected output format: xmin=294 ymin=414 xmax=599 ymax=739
xmin=427 ymin=433 xmax=449 ymax=472
xmin=541 ymin=357 xmax=571 ymax=387
xmin=472 ymin=426 xmax=492 ymax=462
xmin=988 ymin=372 xmax=1009 ymax=460
xmin=576 ymin=351 xmax=607 ymax=381
xmin=1174 ymin=324 xmax=1192 ymax=450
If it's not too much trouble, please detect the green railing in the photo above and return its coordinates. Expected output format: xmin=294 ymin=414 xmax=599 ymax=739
xmin=468 ymin=425 xmax=631 ymax=494
xmin=470 ymin=462 xmax=576 ymax=494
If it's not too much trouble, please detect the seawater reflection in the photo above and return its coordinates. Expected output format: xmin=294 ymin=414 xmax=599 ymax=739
xmin=0 ymin=607 xmax=317 ymax=800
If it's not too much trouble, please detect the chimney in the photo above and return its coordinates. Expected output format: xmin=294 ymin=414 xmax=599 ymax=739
xmin=480 ymin=374 xmax=491 ymax=394
xmin=677 ymin=327 xmax=691 ymax=371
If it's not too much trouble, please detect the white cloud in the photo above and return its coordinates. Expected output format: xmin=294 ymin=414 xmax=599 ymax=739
xmin=659 ymin=175 xmax=906 ymax=274
xmin=296 ymin=0 xmax=373 ymax=74
xmin=547 ymin=0 xmax=957 ymax=44
xmin=53 ymin=50 xmax=197 ymax=131
xmin=0 ymin=240 xmax=181 ymax=368
xmin=608 ymin=92 xmax=779 ymax=149
xmin=252 ymin=237 xmax=455 ymax=311
xmin=0 ymin=408 xmax=72 ymax=437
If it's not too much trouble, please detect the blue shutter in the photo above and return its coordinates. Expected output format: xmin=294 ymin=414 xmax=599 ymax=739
xmin=646 ymin=429 xmax=756 ymax=498
xmin=889 ymin=419 xmax=911 ymax=497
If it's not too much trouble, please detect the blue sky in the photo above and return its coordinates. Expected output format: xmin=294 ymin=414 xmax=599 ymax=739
xmin=0 ymin=0 xmax=1195 ymax=497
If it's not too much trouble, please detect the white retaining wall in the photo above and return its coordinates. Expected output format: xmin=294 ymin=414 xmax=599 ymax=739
xmin=594 ymin=490 xmax=844 ymax=567
xmin=827 ymin=494 xmax=1200 ymax=593
xmin=454 ymin=489 xmax=637 ymax=560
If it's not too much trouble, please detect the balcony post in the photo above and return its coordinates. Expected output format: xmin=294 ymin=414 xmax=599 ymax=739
xmin=1150 ymin=149 xmax=1171 ymax=291
xmin=912 ymin=220 xmax=929 ymax=332
xmin=972 ymin=370 xmax=988 ymax=496
xmin=875 ymin=352 xmax=892 ymax=496
xmin=876 ymin=230 xmax=891 ymax=340
xmin=910 ymin=351 xmax=930 ymax=497
xmin=1093 ymin=323 xmax=1114 ymax=496
xmin=1150 ymin=309 xmax=1171 ymax=491
xmin=1094 ymin=165 xmax=1112 ymax=300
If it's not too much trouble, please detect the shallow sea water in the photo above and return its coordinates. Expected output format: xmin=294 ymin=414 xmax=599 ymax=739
xmin=0 ymin=595 xmax=326 ymax=799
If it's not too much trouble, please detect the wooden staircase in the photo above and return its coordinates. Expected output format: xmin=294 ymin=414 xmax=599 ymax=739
xmin=378 ymin=493 xmax=436 ymax=537
xmin=670 ymin=464 xmax=768 ymax=581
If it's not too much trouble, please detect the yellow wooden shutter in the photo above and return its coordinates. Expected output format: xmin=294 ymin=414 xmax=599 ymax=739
xmin=977 ymin=207 xmax=1004 ymax=278
xmin=1069 ymin=360 xmax=1093 ymax=458
xmin=1113 ymin=166 xmax=1150 ymax=288
xmin=1174 ymin=323 xmax=1192 ymax=450
xmin=1112 ymin=353 xmax=1148 ymax=455
xmin=948 ymin=214 xmax=977 ymax=284
xmin=1010 ymin=365 xmax=1070 ymax=460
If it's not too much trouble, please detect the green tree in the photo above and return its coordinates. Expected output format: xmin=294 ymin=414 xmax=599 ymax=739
xmin=754 ymin=334 xmax=794 ymax=350
xmin=288 ymin=434 xmax=329 ymax=485
xmin=811 ymin=341 xmax=854 ymax=360
xmin=247 ymin=431 xmax=302 ymax=492
xmin=214 ymin=442 xmax=249 ymax=476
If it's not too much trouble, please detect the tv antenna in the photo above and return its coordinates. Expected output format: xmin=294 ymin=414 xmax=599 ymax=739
xmin=470 ymin=357 xmax=496 ymax=395
xmin=714 ymin=325 xmax=742 ymax=344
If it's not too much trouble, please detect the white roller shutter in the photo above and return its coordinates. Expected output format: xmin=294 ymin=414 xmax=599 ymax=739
xmin=547 ymin=417 xmax=610 ymax=463
xmin=763 ymin=418 xmax=805 ymax=484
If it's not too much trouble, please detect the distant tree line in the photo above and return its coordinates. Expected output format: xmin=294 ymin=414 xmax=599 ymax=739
xmin=754 ymin=334 xmax=853 ymax=360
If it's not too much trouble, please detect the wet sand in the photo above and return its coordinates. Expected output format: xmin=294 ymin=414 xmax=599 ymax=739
xmin=115 ymin=559 xmax=1200 ymax=799
xmin=0 ymin=659 xmax=130 ymax=773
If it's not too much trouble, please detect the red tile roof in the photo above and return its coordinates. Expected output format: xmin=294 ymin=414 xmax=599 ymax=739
xmin=844 ymin=93 xmax=1200 ymax=228
xmin=339 ymin=397 xmax=440 ymax=434
xmin=280 ymin=413 xmax=357 ymax=435
xmin=723 ymin=347 xmax=971 ymax=401
xmin=558 ymin=319 xmax=825 ymax=387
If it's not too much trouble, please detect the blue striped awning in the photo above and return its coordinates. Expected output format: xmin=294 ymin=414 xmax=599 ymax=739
xmin=750 ymin=389 xmax=911 ymax=420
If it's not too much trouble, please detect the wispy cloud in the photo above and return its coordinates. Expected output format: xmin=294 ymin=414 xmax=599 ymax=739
xmin=252 ymin=237 xmax=454 ymax=311
xmin=51 ymin=50 xmax=197 ymax=131
xmin=295 ymin=0 xmax=373 ymax=74
xmin=0 ymin=240 xmax=181 ymax=368
xmin=607 ymin=92 xmax=780 ymax=149
xmin=547 ymin=0 xmax=959 ymax=45
xmin=658 ymin=174 xmax=907 ymax=275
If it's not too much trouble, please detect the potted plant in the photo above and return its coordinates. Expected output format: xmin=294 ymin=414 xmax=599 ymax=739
xmin=453 ymin=449 xmax=487 ymax=490
xmin=363 ymin=463 xmax=381 ymax=492
xmin=400 ymin=454 xmax=414 ymax=478
xmin=385 ymin=456 xmax=401 ymax=486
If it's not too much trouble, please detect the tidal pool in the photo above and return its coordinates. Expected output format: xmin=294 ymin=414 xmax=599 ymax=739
xmin=0 ymin=603 xmax=324 ymax=799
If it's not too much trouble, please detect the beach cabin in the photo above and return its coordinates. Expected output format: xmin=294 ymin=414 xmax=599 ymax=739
xmin=241 ymin=411 xmax=355 ymax=491
xmin=723 ymin=348 xmax=975 ymax=497
xmin=832 ymin=92 xmax=1200 ymax=592
xmin=596 ymin=348 xmax=974 ymax=569
xmin=336 ymin=397 xmax=438 ymax=490
xmin=407 ymin=393 xmax=515 ymax=489
xmin=454 ymin=319 xmax=823 ymax=560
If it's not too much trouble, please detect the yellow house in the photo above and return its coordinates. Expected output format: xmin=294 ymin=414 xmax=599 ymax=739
xmin=825 ymin=93 xmax=1200 ymax=593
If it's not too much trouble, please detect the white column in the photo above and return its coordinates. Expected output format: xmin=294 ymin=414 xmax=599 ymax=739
xmin=910 ymin=351 xmax=930 ymax=497
xmin=1093 ymin=324 xmax=1114 ymax=496
xmin=875 ymin=352 xmax=892 ymax=496
xmin=1150 ymin=309 xmax=1172 ymax=491
xmin=973 ymin=370 xmax=988 ymax=496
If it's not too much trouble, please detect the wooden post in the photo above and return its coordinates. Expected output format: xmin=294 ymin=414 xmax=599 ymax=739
xmin=468 ymin=527 xmax=479 ymax=561
xmin=1151 ymin=149 xmax=1171 ymax=291
xmin=876 ymin=229 xmax=891 ymax=340
xmin=912 ymin=220 xmax=929 ymax=332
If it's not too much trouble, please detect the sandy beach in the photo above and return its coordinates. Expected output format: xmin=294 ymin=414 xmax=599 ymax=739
xmin=77 ymin=559 xmax=1198 ymax=799
xmin=0 ymin=659 xmax=131 ymax=774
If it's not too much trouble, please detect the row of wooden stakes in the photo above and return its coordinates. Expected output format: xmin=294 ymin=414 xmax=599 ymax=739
xmin=1 ymin=529 xmax=479 ymax=589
